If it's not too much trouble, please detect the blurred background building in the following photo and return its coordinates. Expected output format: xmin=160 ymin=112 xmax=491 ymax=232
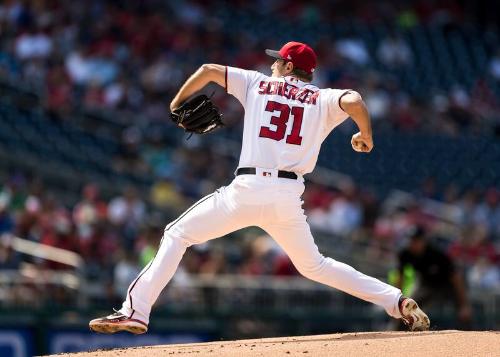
xmin=0 ymin=0 xmax=499 ymax=355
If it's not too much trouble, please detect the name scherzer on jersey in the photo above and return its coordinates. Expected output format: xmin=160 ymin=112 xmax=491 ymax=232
xmin=226 ymin=66 xmax=350 ymax=176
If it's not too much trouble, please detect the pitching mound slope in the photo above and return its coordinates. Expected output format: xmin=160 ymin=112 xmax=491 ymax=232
xmin=48 ymin=330 xmax=499 ymax=357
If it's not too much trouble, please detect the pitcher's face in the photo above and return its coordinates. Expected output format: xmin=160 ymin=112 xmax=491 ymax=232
xmin=271 ymin=59 xmax=293 ymax=78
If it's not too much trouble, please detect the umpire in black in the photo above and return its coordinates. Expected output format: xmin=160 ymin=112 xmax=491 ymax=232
xmin=396 ymin=226 xmax=472 ymax=328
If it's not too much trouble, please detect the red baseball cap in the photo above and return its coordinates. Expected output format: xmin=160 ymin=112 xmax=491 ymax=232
xmin=265 ymin=41 xmax=317 ymax=74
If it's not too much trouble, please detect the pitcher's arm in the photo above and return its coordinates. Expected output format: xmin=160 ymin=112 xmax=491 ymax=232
xmin=170 ymin=64 xmax=226 ymax=111
xmin=340 ymin=91 xmax=373 ymax=153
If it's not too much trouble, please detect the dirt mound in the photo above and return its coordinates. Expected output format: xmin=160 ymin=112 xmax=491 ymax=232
xmin=46 ymin=331 xmax=499 ymax=357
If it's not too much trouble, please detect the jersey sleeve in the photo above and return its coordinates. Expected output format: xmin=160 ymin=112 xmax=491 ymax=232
xmin=322 ymin=88 xmax=351 ymax=134
xmin=225 ymin=66 xmax=262 ymax=106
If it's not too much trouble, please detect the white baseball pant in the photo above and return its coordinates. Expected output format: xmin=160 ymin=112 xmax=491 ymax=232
xmin=120 ymin=170 xmax=403 ymax=324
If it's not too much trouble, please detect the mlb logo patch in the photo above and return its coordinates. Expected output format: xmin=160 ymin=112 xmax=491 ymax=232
xmin=263 ymin=172 xmax=272 ymax=177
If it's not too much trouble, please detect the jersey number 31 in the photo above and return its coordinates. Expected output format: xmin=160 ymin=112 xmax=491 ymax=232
xmin=259 ymin=100 xmax=304 ymax=145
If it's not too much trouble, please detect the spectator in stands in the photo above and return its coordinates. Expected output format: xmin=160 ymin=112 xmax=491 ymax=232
xmin=40 ymin=210 xmax=79 ymax=269
xmin=325 ymin=185 xmax=362 ymax=236
xmin=65 ymin=46 xmax=93 ymax=86
xmin=108 ymin=187 xmax=145 ymax=226
xmin=199 ymin=248 xmax=227 ymax=276
xmin=0 ymin=41 xmax=20 ymax=78
xmin=103 ymin=76 xmax=128 ymax=108
xmin=392 ymin=97 xmax=420 ymax=131
xmin=108 ymin=186 xmax=146 ymax=248
xmin=397 ymin=226 xmax=472 ymax=328
xmin=449 ymin=225 xmax=498 ymax=268
xmin=445 ymin=86 xmax=474 ymax=130
xmin=80 ymin=219 xmax=120 ymax=276
xmin=307 ymin=183 xmax=364 ymax=237
xmin=0 ymin=235 xmax=19 ymax=269
xmin=83 ymin=80 xmax=105 ymax=108
xmin=0 ymin=174 xmax=28 ymax=212
xmin=377 ymin=34 xmax=412 ymax=68
xmin=488 ymin=48 xmax=500 ymax=81
xmin=456 ymin=189 xmax=480 ymax=227
xmin=73 ymin=184 xmax=107 ymax=240
xmin=14 ymin=194 xmax=41 ymax=241
xmin=239 ymin=235 xmax=276 ymax=276
xmin=14 ymin=24 xmax=53 ymax=61
xmin=140 ymin=55 xmax=182 ymax=94
xmin=136 ymin=221 xmax=162 ymax=267
xmin=361 ymin=74 xmax=391 ymax=122
xmin=335 ymin=36 xmax=371 ymax=66
xmin=272 ymin=252 xmax=298 ymax=276
xmin=467 ymin=257 xmax=500 ymax=290
xmin=114 ymin=126 xmax=149 ymax=174
xmin=150 ymin=177 xmax=185 ymax=210
xmin=0 ymin=194 xmax=13 ymax=234
xmin=302 ymin=182 xmax=335 ymax=212
xmin=472 ymin=188 xmax=500 ymax=238
xmin=44 ymin=62 xmax=73 ymax=118
xmin=114 ymin=250 xmax=141 ymax=297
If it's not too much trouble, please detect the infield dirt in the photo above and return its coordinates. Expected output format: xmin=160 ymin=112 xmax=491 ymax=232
xmin=46 ymin=330 xmax=499 ymax=357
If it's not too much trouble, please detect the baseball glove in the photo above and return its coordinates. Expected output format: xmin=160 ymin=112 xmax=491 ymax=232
xmin=170 ymin=94 xmax=224 ymax=136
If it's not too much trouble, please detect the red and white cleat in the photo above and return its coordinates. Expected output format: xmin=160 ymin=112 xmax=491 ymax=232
xmin=89 ymin=310 xmax=148 ymax=335
xmin=399 ymin=298 xmax=430 ymax=331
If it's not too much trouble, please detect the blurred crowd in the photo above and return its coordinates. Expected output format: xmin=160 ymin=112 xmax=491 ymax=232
xmin=0 ymin=0 xmax=498 ymax=140
xmin=1 ymin=170 xmax=499 ymax=306
xmin=0 ymin=174 xmax=300 ymax=305
xmin=0 ymin=0 xmax=499 ymax=308
xmin=305 ymin=180 xmax=500 ymax=290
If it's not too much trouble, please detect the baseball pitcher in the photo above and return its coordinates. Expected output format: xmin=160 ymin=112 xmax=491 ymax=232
xmin=90 ymin=41 xmax=430 ymax=334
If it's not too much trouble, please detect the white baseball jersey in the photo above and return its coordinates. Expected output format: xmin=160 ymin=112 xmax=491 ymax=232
xmin=226 ymin=66 xmax=350 ymax=175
